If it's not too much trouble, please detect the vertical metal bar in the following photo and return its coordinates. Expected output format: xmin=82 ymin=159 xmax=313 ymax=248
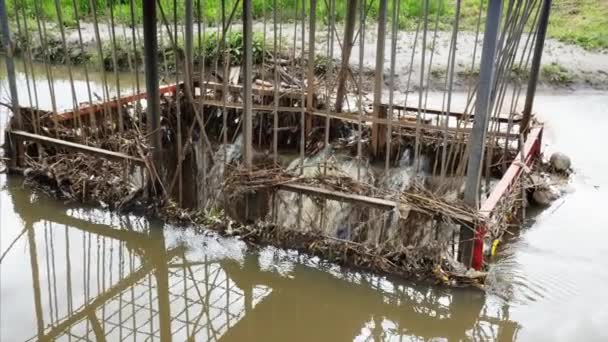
xmin=243 ymin=0 xmax=253 ymax=170
xmin=521 ymin=0 xmax=551 ymax=135
xmin=143 ymin=0 xmax=162 ymax=174
xmin=0 ymin=0 xmax=20 ymax=128
xmin=306 ymin=0 xmax=317 ymax=117
xmin=461 ymin=0 xmax=503 ymax=266
xmin=185 ymin=0 xmax=194 ymax=89
xmin=371 ymin=0 xmax=388 ymax=157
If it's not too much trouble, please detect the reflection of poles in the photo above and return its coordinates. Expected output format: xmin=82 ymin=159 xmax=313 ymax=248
xmin=26 ymin=223 xmax=45 ymax=340
xmin=521 ymin=0 xmax=552 ymax=136
xmin=150 ymin=227 xmax=172 ymax=342
xmin=461 ymin=0 xmax=503 ymax=267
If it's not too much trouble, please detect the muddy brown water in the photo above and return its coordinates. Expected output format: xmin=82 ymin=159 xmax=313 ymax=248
xmin=1 ymin=61 xmax=607 ymax=341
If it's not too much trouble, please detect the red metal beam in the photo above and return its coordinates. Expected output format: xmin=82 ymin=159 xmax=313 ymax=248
xmin=54 ymin=84 xmax=179 ymax=122
xmin=471 ymin=126 xmax=543 ymax=270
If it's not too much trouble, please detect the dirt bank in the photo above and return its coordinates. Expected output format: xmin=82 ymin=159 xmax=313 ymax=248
xmin=10 ymin=21 xmax=608 ymax=91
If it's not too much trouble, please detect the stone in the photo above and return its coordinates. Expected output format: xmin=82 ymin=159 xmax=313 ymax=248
xmin=532 ymin=188 xmax=558 ymax=206
xmin=550 ymin=152 xmax=571 ymax=172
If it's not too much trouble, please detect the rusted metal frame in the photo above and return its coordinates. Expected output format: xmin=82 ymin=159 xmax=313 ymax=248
xmin=381 ymin=103 xmax=521 ymax=124
xmin=10 ymin=130 xmax=145 ymax=165
xmin=371 ymin=0 xmax=388 ymax=158
xmin=243 ymin=0 xmax=254 ymax=170
xmin=469 ymin=126 xmax=543 ymax=270
xmin=521 ymin=0 xmax=551 ymax=136
xmin=87 ymin=312 xmax=107 ymax=342
xmin=481 ymin=126 xmax=542 ymax=216
xmin=461 ymin=0 xmax=503 ymax=267
xmin=53 ymin=84 xmax=179 ymax=122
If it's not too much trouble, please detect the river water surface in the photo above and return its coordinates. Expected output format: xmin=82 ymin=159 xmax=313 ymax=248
xmin=1 ymin=61 xmax=607 ymax=341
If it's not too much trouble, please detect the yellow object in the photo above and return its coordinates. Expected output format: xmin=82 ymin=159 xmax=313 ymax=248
xmin=491 ymin=239 xmax=500 ymax=257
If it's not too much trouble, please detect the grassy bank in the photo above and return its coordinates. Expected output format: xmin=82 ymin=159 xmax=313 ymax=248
xmin=8 ymin=0 xmax=607 ymax=50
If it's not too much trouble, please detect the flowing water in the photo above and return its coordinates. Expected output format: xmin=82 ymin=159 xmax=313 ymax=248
xmin=1 ymin=60 xmax=608 ymax=341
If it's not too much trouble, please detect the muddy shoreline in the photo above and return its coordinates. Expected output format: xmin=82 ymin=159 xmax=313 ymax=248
xmin=10 ymin=20 xmax=608 ymax=91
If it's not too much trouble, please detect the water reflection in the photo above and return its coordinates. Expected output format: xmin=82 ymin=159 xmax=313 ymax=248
xmin=1 ymin=174 xmax=520 ymax=341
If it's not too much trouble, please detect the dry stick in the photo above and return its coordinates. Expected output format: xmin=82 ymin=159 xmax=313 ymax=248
xmin=71 ymin=0 xmax=96 ymax=138
xmin=88 ymin=0 xmax=112 ymax=136
xmin=108 ymin=0 xmax=123 ymax=133
xmin=414 ymin=0 xmax=430 ymax=173
xmin=385 ymin=0 xmax=398 ymax=172
xmin=356 ymin=0 xmax=365 ymax=181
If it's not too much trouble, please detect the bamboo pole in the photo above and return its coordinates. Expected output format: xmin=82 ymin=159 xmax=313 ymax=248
xmin=371 ymin=0 xmax=388 ymax=158
xmin=334 ymin=0 xmax=358 ymax=113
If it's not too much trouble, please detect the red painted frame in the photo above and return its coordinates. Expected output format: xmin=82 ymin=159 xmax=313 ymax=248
xmin=472 ymin=126 xmax=544 ymax=270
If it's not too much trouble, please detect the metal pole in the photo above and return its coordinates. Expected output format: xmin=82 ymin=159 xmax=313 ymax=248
xmin=521 ymin=0 xmax=551 ymax=136
xmin=371 ymin=0 xmax=388 ymax=157
xmin=143 ymin=0 xmax=162 ymax=176
xmin=460 ymin=0 xmax=503 ymax=266
xmin=306 ymin=0 xmax=316 ymax=117
xmin=185 ymin=0 xmax=194 ymax=89
xmin=243 ymin=0 xmax=253 ymax=170
xmin=0 ymin=0 xmax=21 ymax=166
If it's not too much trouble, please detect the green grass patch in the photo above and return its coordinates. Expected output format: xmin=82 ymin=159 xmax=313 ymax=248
xmin=7 ymin=0 xmax=608 ymax=50
xmin=541 ymin=62 xmax=574 ymax=85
